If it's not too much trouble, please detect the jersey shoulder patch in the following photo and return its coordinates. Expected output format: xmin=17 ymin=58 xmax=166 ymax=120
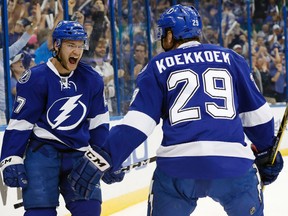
xmin=18 ymin=69 xmax=31 ymax=84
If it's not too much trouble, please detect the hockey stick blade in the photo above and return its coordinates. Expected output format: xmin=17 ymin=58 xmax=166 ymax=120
xmin=14 ymin=202 xmax=23 ymax=209
xmin=14 ymin=156 xmax=157 ymax=209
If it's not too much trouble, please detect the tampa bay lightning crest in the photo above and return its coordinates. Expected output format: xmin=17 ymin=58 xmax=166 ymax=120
xmin=47 ymin=94 xmax=87 ymax=130
xmin=18 ymin=69 xmax=31 ymax=84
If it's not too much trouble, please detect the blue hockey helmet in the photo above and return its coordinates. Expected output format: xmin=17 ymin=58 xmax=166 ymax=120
xmin=52 ymin=20 xmax=88 ymax=50
xmin=156 ymin=4 xmax=202 ymax=40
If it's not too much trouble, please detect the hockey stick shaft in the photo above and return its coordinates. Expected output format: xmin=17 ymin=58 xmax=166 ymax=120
xmin=14 ymin=156 xmax=157 ymax=209
xmin=120 ymin=156 xmax=157 ymax=173
xmin=270 ymin=105 xmax=288 ymax=165
xmin=262 ymin=105 xmax=288 ymax=190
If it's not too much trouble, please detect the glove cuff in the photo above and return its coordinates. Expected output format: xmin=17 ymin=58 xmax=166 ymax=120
xmin=84 ymin=148 xmax=111 ymax=172
xmin=255 ymin=148 xmax=273 ymax=166
xmin=0 ymin=156 xmax=24 ymax=171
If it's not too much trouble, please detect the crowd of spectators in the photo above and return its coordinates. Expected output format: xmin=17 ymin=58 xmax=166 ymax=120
xmin=200 ymin=0 xmax=287 ymax=104
xmin=0 ymin=0 xmax=287 ymax=125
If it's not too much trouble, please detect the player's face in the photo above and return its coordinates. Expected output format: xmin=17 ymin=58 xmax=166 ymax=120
xmin=58 ymin=40 xmax=85 ymax=73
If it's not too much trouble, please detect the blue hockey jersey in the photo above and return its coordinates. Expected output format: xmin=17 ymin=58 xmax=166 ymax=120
xmin=1 ymin=60 xmax=109 ymax=160
xmin=103 ymin=41 xmax=275 ymax=179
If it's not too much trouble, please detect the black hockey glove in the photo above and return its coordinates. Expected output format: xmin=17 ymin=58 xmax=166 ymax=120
xmin=0 ymin=156 xmax=28 ymax=188
xmin=68 ymin=147 xmax=111 ymax=199
xmin=90 ymin=145 xmax=125 ymax=185
xmin=102 ymin=168 xmax=125 ymax=184
xmin=254 ymin=148 xmax=284 ymax=186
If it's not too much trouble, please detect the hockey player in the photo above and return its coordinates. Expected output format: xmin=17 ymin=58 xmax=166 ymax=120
xmin=0 ymin=20 xmax=124 ymax=216
xmin=68 ymin=5 xmax=283 ymax=216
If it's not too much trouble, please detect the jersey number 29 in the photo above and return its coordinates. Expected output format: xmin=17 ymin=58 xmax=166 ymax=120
xmin=167 ymin=68 xmax=236 ymax=125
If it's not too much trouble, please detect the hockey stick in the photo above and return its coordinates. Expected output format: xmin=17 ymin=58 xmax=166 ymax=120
xmin=261 ymin=104 xmax=288 ymax=190
xmin=269 ymin=105 xmax=288 ymax=165
xmin=13 ymin=202 xmax=23 ymax=209
xmin=13 ymin=156 xmax=157 ymax=209
xmin=119 ymin=156 xmax=157 ymax=173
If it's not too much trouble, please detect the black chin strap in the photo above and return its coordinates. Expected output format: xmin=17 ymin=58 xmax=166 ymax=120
xmin=52 ymin=47 xmax=70 ymax=71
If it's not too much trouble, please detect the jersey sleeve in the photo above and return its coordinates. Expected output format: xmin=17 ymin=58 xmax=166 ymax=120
xmin=103 ymin=63 xmax=162 ymax=170
xmin=235 ymin=57 xmax=275 ymax=151
xmin=88 ymin=70 xmax=110 ymax=149
xmin=1 ymin=68 xmax=47 ymax=159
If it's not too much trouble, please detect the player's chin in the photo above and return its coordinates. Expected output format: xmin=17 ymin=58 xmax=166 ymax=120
xmin=67 ymin=64 xmax=77 ymax=71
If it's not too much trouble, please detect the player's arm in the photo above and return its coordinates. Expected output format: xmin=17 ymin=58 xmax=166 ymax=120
xmin=88 ymin=62 xmax=162 ymax=166
xmin=88 ymin=74 xmax=110 ymax=148
xmin=235 ymin=55 xmax=274 ymax=150
xmin=0 ymin=69 xmax=46 ymax=188
xmin=69 ymin=63 xmax=162 ymax=197
xmin=235 ymin=56 xmax=283 ymax=185
xmin=86 ymin=74 xmax=123 ymax=185
xmin=103 ymin=63 xmax=162 ymax=169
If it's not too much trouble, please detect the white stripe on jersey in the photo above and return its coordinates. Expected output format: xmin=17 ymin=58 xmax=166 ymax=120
xmin=32 ymin=124 xmax=89 ymax=151
xmin=6 ymin=119 xmax=34 ymax=130
xmin=121 ymin=110 xmax=156 ymax=137
xmin=33 ymin=124 xmax=65 ymax=144
xmin=88 ymin=111 xmax=110 ymax=130
xmin=239 ymin=103 xmax=273 ymax=127
xmin=156 ymin=140 xmax=255 ymax=160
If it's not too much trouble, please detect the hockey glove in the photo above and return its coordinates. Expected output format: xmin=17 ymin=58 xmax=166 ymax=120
xmin=68 ymin=147 xmax=111 ymax=199
xmin=102 ymin=168 xmax=125 ymax=184
xmin=0 ymin=156 xmax=28 ymax=188
xmin=255 ymin=149 xmax=284 ymax=186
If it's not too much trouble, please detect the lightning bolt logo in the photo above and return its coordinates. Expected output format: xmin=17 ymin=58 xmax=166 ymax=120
xmin=47 ymin=94 xmax=87 ymax=130
xmin=52 ymin=95 xmax=81 ymax=129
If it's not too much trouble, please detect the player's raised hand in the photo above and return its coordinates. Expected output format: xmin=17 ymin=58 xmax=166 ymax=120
xmin=68 ymin=147 xmax=111 ymax=199
xmin=0 ymin=156 xmax=28 ymax=188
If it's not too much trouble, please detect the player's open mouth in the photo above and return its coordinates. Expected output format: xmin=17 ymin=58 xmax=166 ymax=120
xmin=69 ymin=57 xmax=78 ymax=64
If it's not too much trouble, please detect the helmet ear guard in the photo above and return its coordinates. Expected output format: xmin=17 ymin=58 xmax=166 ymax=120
xmin=55 ymin=39 xmax=61 ymax=48
xmin=155 ymin=26 xmax=165 ymax=41
xmin=156 ymin=4 xmax=202 ymax=41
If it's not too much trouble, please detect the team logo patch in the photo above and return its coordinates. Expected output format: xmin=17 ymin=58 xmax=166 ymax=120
xmin=18 ymin=69 xmax=31 ymax=84
xmin=47 ymin=94 xmax=87 ymax=130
